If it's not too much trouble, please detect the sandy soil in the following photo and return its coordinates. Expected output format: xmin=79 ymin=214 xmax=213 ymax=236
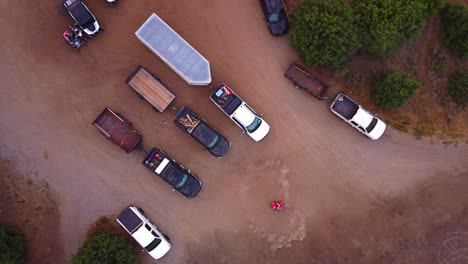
xmin=0 ymin=0 xmax=468 ymax=263
xmin=0 ymin=160 xmax=64 ymax=263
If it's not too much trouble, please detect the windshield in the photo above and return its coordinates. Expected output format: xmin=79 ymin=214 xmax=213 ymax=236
xmin=268 ymin=13 xmax=279 ymax=22
xmin=246 ymin=117 xmax=262 ymax=133
xmin=176 ymin=174 xmax=188 ymax=188
xmin=145 ymin=237 xmax=162 ymax=252
xmin=366 ymin=118 xmax=378 ymax=133
xmin=206 ymin=134 xmax=220 ymax=148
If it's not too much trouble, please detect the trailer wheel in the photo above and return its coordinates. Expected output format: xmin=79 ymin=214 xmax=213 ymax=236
xmin=152 ymin=107 xmax=159 ymax=112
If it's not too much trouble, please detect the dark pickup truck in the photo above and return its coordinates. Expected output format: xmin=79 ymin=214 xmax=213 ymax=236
xmin=92 ymin=107 xmax=142 ymax=153
xmin=173 ymin=107 xmax=230 ymax=158
xmin=142 ymin=147 xmax=202 ymax=198
xmin=284 ymin=61 xmax=330 ymax=99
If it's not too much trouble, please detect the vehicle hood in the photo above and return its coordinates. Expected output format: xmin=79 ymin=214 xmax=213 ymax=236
xmin=269 ymin=17 xmax=289 ymax=36
xmin=351 ymin=108 xmax=373 ymax=127
xmin=178 ymin=176 xmax=202 ymax=198
xmin=208 ymin=136 xmax=230 ymax=158
xmin=148 ymin=239 xmax=171 ymax=260
xmin=367 ymin=118 xmax=386 ymax=140
xmin=248 ymin=119 xmax=270 ymax=142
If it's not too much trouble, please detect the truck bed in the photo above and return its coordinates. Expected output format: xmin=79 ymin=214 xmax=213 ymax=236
xmin=210 ymin=84 xmax=243 ymax=116
xmin=92 ymin=108 xmax=142 ymax=153
xmin=117 ymin=207 xmax=143 ymax=234
xmin=174 ymin=107 xmax=201 ymax=134
xmin=126 ymin=65 xmax=175 ymax=112
xmin=330 ymin=94 xmax=359 ymax=120
xmin=284 ymin=62 xmax=329 ymax=99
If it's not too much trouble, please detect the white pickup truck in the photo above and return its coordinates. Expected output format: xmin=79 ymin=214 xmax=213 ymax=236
xmin=330 ymin=93 xmax=386 ymax=140
xmin=116 ymin=206 xmax=171 ymax=259
xmin=210 ymin=83 xmax=270 ymax=142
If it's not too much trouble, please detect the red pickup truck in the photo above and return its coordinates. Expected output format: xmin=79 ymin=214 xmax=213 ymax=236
xmin=92 ymin=107 xmax=143 ymax=153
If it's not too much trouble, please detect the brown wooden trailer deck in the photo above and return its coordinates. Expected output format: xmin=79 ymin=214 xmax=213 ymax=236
xmin=125 ymin=65 xmax=175 ymax=112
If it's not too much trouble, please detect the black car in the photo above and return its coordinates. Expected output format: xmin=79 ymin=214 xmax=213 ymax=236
xmin=174 ymin=107 xmax=230 ymax=158
xmin=143 ymin=148 xmax=202 ymax=199
xmin=259 ymin=0 xmax=289 ymax=36
xmin=64 ymin=0 xmax=100 ymax=36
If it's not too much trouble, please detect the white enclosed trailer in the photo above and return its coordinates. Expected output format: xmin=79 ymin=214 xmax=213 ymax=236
xmin=135 ymin=13 xmax=212 ymax=86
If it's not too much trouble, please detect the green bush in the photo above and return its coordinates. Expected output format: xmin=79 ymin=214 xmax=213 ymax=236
xmin=372 ymin=70 xmax=422 ymax=109
xmin=70 ymin=233 xmax=137 ymax=264
xmin=0 ymin=224 xmax=27 ymax=264
xmin=440 ymin=4 xmax=468 ymax=59
xmin=289 ymin=0 xmax=360 ymax=68
xmin=448 ymin=72 xmax=468 ymax=107
xmin=353 ymin=0 xmax=445 ymax=59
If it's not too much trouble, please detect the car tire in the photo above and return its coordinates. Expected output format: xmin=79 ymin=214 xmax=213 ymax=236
xmin=163 ymin=234 xmax=170 ymax=242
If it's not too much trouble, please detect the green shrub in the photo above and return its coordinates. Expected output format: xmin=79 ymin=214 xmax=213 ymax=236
xmin=440 ymin=4 xmax=468 ymax=59
xmin=289 ymin=0 xmax=360 ymax=68
xmin=372 ymin=70 xmax=422 ymax=109
xmin=353 ymin=0 xmax=445 ymax=59
xmin=0 ymin=224 xmax=27 ymax=264
xmin=448 ymin=72 xmax=468 ymax=107
xmin=70 ymin=233 xmax=137 ymax=264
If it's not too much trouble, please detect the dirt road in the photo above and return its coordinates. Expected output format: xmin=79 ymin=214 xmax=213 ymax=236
xmin=1 ymin=0 xmax=467 ymax=263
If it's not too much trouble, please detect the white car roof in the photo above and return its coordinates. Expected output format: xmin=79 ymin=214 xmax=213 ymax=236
xmin=132 ymin=225 xmax=156 ymax=247
xmin=351 ymin=108 xmax=373 ymax=128
xmin=232 ymin=104 xmax=256 ymax=127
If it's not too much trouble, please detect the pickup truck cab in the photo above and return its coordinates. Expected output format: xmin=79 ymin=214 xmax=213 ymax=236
xmin=210 ymin=83 xmax=270 ymax=142
xmin=91 ymin=107 xmax=143 ymax=153
xmin=142 ymin=147 xmax=202 ymax=198
xmin=174 ymin=107 xmax=230 ymax=158
xmin=330 ymin=93 xmax=386 ymax=140
xmin=116 ymin=206 xmax=171 ymax=260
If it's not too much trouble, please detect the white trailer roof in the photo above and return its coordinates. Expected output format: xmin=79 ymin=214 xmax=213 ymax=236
xmin=135 ymin=13 xmax=211 ymax=86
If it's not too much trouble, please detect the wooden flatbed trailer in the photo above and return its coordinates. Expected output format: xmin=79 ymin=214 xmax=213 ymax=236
xmin=125 ymin=65 xmax=175 ymax=112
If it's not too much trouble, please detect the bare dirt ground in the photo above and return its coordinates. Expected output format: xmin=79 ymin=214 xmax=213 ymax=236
xmin=0 ymin=0 xmax=468 ymax=263
xmin=0 ymin=160 xmax=64 ymax=263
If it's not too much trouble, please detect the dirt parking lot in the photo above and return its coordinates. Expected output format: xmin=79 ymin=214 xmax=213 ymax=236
xmin=1 ymin=0 xmax=468 ymax=263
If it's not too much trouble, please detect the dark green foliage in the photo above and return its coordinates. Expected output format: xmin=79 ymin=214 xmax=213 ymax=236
xmin=0 ymin=224 xmax=27 ymax=264
xmin=372 ymin=70 xmax=422 ymax=109
xmin=353 ymin=0 xmax=445 ymax=59
xmin=70 ymin=233 xmax=137 ymax=264
xmin=448 ymin=72 xmax=468 ymax=107
xmin=440 ymin=4 xmax=468 ymax=59
xmin=289 ymin=0 xmax=360 ymax=68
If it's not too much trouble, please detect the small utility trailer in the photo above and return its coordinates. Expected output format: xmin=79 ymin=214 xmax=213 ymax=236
xmin=125 ymin=65 xmax=175 ymax=112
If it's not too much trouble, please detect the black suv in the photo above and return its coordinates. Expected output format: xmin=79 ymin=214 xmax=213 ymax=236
xmin=143 ymin=148 xmax=202 ymax=198
xmin=259 ymin=0 xmax=289 ymax=36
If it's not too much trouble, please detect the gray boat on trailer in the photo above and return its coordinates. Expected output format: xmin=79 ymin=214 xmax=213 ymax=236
xmin=135 ymin=13 xmax=211 ymax=86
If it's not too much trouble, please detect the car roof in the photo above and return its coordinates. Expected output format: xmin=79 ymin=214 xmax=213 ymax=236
xmin=133 ymin=225 xmax=157 ymax=247
xmin=352 ymin=108 xmax=374 ymax=128
xmin=232 ymin=104 xmax=256 ymax=127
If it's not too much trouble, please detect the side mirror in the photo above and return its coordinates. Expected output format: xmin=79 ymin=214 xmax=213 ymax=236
xmin=172 ymin=189 xmax=176 ymax=192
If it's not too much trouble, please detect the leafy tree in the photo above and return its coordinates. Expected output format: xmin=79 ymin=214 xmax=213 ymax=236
xmin=0 ymin=224 xmax=27 ymax=264
xmin=448 ymin=71 xmax=468 ymax=107
xmin=440 ymin=4 xmax=468 ymax=59
xmin=70 ymin=233 xmax=137 ymax=264
xmin=372 ymin=70 xmax=422 ymax=109
xmin=289 ymin=0 xmax=360 ymax=68
xmin=353 ymin=0 xmax=445 ymax=59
